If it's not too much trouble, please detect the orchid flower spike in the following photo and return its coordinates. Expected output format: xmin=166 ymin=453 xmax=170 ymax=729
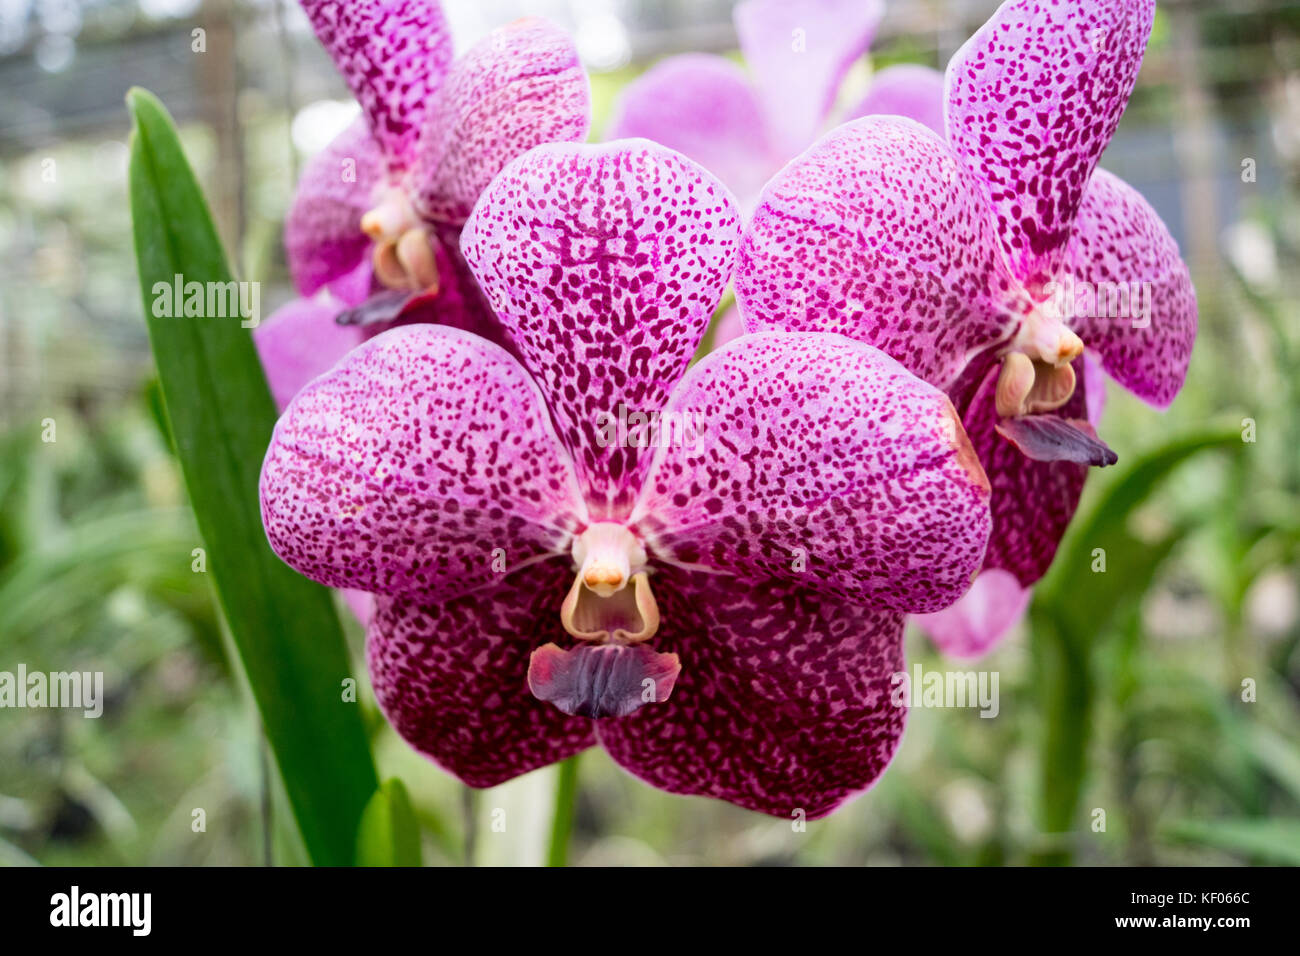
xmin=735 ymin=0 xmax=1197 ymax=657
xmin=606 ymin=0 xmax=946 ymax=212
xmin=259 ymin=141 xmax=994 ymax=817
xmin=254 ymin=1 xmax=590 ymax=409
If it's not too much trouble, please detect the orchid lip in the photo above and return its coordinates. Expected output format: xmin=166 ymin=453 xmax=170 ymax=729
xmin=560 ymin=523 xmax=659 ymax=644
xmin=361 ymin=187 xmax=440 ymax=294
xmin=531 ymin=523 xmax=675 ymax=720
xmin=994 ymin=302 xmax=1086 ymax=419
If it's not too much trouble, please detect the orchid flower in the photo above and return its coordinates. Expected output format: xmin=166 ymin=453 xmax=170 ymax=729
xmin=258 ymin=141 xmax=994 ymax=817
xmin=254 ymin=1 xmax=590 ymax=408
xmin=606 ymin=0 xmax=945 ymax=211
xmin=734 ymin=0 xmax=1197 ymax=657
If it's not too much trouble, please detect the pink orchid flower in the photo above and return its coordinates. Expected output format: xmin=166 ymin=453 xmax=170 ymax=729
xmin=734 ymin=0 xmax=1197 ymax=657
xmin=606 ymin=0 xmax=946 ymax=211
xmin=254 ymin=1 xmax=591 ymax=410
xmin=258 ymin=141 xmax=993 ymax=817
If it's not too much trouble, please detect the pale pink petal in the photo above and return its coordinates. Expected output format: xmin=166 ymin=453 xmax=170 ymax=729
xmin=710 ymin=304 xmax=745 ymax=349
xmin=260 ymin=325 xmax=586 ymax=603
xmin=406 ymin=17 xmax=590 ymax=226
xmin=284 ymin=117 xmax=385 ymax=303
xmin=1063 ymin=168 xmax=1197 ymax=408
xmin=598 ymin=568 xmax=906 ymax=820
xmin=299 ymin=0 xmax=454 ymax=169
xmin=913 ymin=568 xmax=1031 ymax=659
xmin=734 ymin=0 xmax=885 ymax=154
xmin=945 ymin=0 xmax=1156 ymax=290
xmin=460 ymin=140 xmax=741 ymax=520
xmin=849 ymin=62 xmax=946 ymax=135
xmin=253 ymin=296 xmax=366 ymax=411
xmin=630 ymin=332 xmax=992 ymax=615
xmin=605 ymin=54 xmax=778 ymax=209
xmin=1083 ymin=349 xmax=1107 ymax=426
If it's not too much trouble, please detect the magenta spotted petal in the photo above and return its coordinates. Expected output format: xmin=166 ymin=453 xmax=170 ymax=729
xmin=406 ymin=18 xmax=590 ymax=225
xmin=850 ymin=63 xmax=947 ymax=135
xmin=605 ymin=55 xmax=777 ymax=210
xmin=734 ymin=0 xmax=885 ymax=155
xmin=598 ymin=569 xmax=906 ymax=820
xmin=368 ymin=563 xmax=595 ymax=788
xmin=945 ymin=0 xmax=1156 ymax=290
xmin=460 ymin=140 xmax=741 ymax=521
xmin=1064 ymin=169 xmax=1197 ymax=408
xmin=736 ymin=116 xmax=1028 ymax=393
xmin=260 ymin=325 xmax=586 ymax=602
xmin=265 ymin=6 xmax=592 ymax=409
xmin=631 ymin=332 xmax=991 ymax=614
xmin=298 ymin=0 xmax=453 ymax=169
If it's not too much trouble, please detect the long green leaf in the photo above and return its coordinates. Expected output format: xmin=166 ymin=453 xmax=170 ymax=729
xmin=1029 ymin=427 xmax=1242 ymax=863
xmin=355 ymin=779 xmax=422 ymax=867
xmin=127 ymin=87 xmax=377 ymax=865
xmin=1164 ymin=818 xmax=1300 ymax=865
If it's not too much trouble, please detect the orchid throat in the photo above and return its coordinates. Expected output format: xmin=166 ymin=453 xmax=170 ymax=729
xmin=528 ymin=523 xmax=680 ymax=720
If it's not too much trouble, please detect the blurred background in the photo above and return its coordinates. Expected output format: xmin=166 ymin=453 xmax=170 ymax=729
xmin=1 ymin=0 xmax=1298 ymax=866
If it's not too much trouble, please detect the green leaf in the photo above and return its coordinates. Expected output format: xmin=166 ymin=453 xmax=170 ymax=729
xmin=1036 ymin=425 xmax=1243 ymax=622
xmin=127 ymin=87 xmax=377 ymax=866
xmin=1163 ymin=818 xmax=1300 ymax=865
xmin=1029 ymin=427 xmax=1243 ymax=863
xmin=546 ymin=755 xmax=581 ymax=867
xmin=356 ymin=779 xmax=422 ymax=868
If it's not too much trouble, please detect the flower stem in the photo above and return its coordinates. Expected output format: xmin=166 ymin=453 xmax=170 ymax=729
xmin=461 ymin=785 xmax=479 ymax=867
xmin=546 ymin=756 xmax=581 ymax=867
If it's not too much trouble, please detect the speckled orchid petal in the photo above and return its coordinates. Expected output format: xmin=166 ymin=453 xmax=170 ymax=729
xmin=736 ymin=116 xmax=1027 ymax=392
xmin=299 ymin=0 xmax=453 ymax=169
xmin=733 ymin=0 xmax=885 ymax=155
xmin=597 ymin=568 xmax=905 ymax=820
xmin=962 ymin=356 xmax=1092 ymax=587
xmin=914 ymin=568 xmax=1032 ymax=659
xmin=1063 ymin=168 xmax=1197 ymax=408
xmin=850 ymin=63 xmax=947 ymax=135
xmin=406 ymin=17 xmax=590 ymax=226
xmin=917 ymin=350 xmax=1106 ymax=658
xmin=605 ymin=54 xmax=777 ymax=210
xmin=460 ymin=140 xmax=741 ymax=520
xmin=368 ymin=562 xmax=595 ymax=788
xmin=260 ymin=325 xmax=587 ymax=602
xmin=630 ymin=332 xmax=992 ymax=615
xmin=284 ymin=117 xmax=385 ymax=303
xmin=945 ymin=0 xmax=1156 ymax=290
xmin=252 ymin=296 xmax=365 ymax=411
